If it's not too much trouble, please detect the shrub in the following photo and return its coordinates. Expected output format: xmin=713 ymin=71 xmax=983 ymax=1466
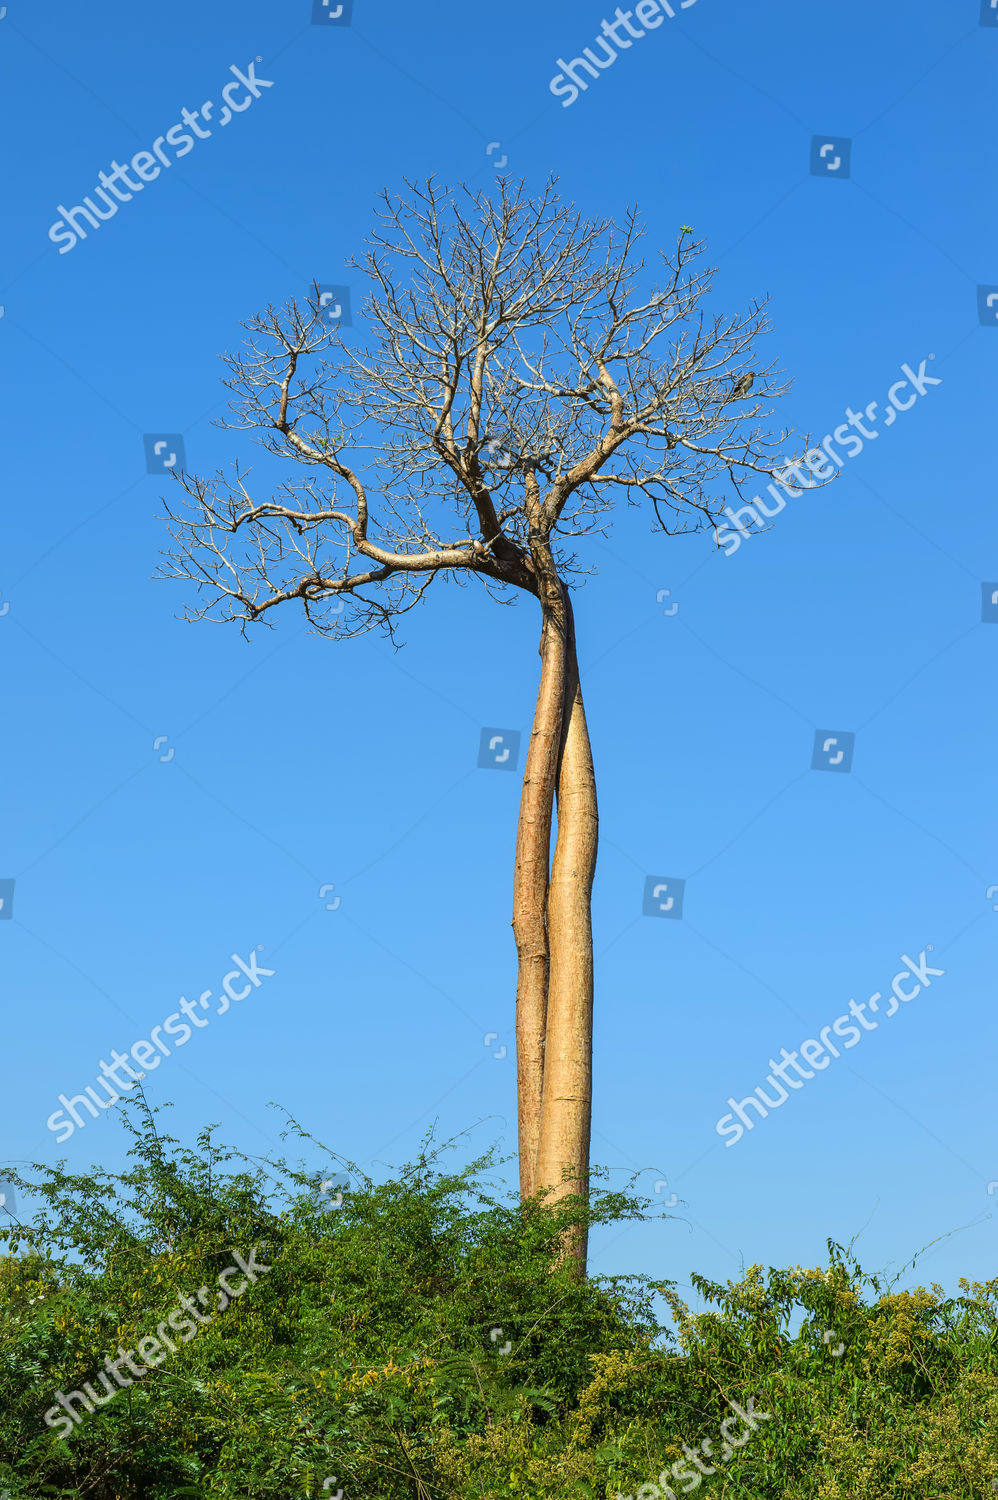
xmin=1 ymin=1102 xmax=996 ymax=1498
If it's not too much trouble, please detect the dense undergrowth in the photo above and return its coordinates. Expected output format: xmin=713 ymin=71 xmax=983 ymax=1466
xmin=1 ymin=1104 xmax=996 ymax=1499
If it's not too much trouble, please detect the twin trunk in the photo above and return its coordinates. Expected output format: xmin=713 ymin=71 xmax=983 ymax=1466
xmin=512 ymin=582 xmax=598 ymax=1271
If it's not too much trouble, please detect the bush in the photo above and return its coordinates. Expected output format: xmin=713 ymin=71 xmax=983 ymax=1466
xmin=1 ymin=1103 xmax=997 ymax=1498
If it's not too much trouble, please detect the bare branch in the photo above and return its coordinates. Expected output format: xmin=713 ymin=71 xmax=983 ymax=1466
xmin=159 ymin=179 xmax=813 ymax=638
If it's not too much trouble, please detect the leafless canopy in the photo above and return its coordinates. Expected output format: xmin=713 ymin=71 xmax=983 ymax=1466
xmin=160 ymin=177 xmax=798 ymax=640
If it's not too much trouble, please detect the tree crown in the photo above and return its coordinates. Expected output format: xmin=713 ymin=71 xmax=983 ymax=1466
xmin=161 ymin=178 xmax=800 ymax=639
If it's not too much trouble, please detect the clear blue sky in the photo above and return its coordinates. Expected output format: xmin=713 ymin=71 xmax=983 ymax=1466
xmin=1 ymin=0 xmax=996 ymax=1304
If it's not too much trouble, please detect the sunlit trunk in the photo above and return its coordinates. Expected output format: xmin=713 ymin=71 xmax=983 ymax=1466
xmin=535 ymin=593 xmax=598 ymax=1272
xmin=512 ymin=581 xmax=567 ymax=1200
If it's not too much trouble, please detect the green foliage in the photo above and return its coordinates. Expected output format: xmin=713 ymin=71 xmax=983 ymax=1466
xmin=1 ymin=1104 xmax=997 ymax=1498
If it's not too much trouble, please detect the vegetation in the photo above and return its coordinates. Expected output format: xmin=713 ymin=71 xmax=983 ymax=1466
xmin=1 ymin=1104 xmax=996 ymax=1498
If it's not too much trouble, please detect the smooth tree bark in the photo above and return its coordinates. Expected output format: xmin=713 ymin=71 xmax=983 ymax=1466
xmin=512 ymin=573 xmax=566 ymax=1202
xmin=160 ymin=178 xmax=809 ymax=1273
xmin=535 ymin=596 xmax=599 ymax=1265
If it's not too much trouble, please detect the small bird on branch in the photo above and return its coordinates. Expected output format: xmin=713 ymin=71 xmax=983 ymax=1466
xmin=730 ymin=371 xmax=756 ymax=398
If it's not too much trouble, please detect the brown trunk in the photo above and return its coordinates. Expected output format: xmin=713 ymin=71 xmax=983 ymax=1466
xmin=512 ymin=579 xmax=568 ymax=1201
xmin=535 ymin=592 xmax=598 ymax=1272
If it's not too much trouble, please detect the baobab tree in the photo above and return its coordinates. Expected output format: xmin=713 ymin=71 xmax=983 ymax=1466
xmin=160 ymin=178 xmax=804 ymax=1271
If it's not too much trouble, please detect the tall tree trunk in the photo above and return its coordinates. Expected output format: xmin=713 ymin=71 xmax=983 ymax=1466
xmin=535 ymin=592 xmax=598 ymax=1271
xmin=512 ymin=576 xmax=567 ymax=1201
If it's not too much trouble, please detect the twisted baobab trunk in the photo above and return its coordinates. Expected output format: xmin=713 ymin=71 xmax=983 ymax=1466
xmin=513 ymin=580 xmax=599 ymax=1271
xmin=512 ymin=555 xmax=567 ymax=1200
xmin=536 ymin=599 xmax=598 ymax=1264
xmin=512 ymin=612 xmax=564 ymax=1199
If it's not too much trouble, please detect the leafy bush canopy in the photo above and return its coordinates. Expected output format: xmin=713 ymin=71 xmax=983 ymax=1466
xmin=1 ymin=1102 xmax=997 ymax=1498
